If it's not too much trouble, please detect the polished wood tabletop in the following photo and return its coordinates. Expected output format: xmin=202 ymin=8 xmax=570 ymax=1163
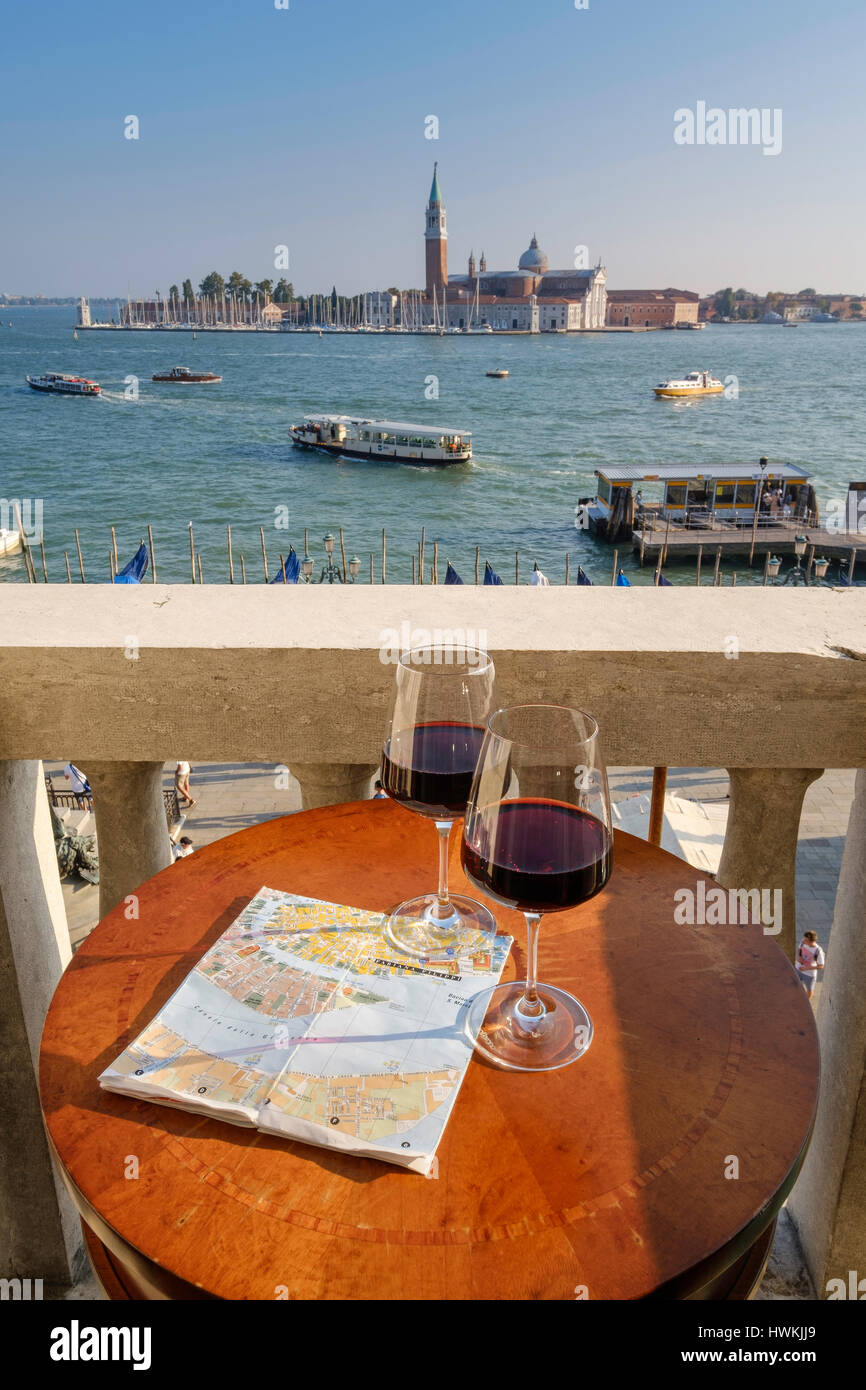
xmin=40 ymin=799 xmax=818 ymax=1301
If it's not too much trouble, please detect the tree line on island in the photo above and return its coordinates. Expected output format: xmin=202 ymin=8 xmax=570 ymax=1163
xmin=163 ymin=273 xmax=409 ymax=323
xmin=710 ymin=286 xmax=863 ymax=319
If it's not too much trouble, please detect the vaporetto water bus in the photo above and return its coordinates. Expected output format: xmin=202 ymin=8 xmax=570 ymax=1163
xmin=290 ymin=415 xmax=472 ymax=465
xmin=26 ymin=372 xmax=101 ymax=396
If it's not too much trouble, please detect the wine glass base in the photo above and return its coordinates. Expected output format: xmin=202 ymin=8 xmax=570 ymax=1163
xmin=466 ymin=982 xmax=593 ymax=1071
xmin=385 ymin=893 xmax=498 ymax=959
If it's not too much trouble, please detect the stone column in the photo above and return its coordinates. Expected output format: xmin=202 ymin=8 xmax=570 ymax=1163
xmin=788 ymin=768 xmax=866 ymax=1296
xmin=0 ymin=760 xmax=82 ymax=1283
xmin=716 ymin=767 xmax=823 ymax=960
xmin=287 ymin=762 xmax=379 ymax=811
xmin=86 ymin=760 xmax=172 ymax=919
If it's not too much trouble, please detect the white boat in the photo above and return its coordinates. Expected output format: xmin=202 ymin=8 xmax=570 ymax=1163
xmin=654 ymin=370 xmax=724 ymax=398
xmin=0 ymin=528 xmax=22 ymax=557
xmin=290 ymin=415 xmax=472 ymax=465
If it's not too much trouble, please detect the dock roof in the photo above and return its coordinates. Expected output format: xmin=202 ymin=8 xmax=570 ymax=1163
xmin=597 ymin=462 xmax=812 ymax=482
xmin=303 ymin=414 xmax=470 ymax=435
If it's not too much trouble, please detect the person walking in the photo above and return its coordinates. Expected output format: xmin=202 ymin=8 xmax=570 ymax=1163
xmin=795 ymin=931 xmax=825 ymax=998
xmin=173 ymin=836 xmax=194 ymax=860
xmin=174 ymin=761 xmax=196 ymax=808
xmin=64 ymin=762 xmax=91 ymax=809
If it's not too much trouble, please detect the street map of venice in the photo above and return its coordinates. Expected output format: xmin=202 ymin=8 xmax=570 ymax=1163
xmin=99 ymin=888 xmax=511 ymax=1173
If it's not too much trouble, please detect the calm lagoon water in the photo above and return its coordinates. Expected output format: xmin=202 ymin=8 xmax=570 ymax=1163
xmin=1 ymin=307 xmax=863 ymax=585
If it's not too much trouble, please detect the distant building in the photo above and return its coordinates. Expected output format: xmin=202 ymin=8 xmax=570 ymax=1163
xmin=419 ymin=166 xmax=606 ymax=331
xmin=425 ymin=163 xmax=448 ymax=298
xmin=77 ymin=297 xmax=91 ymax=328
xmin=606 ymin=289 xmax=700 ymax=328
xmin=362 ymin=291 xmax=396 ymax=327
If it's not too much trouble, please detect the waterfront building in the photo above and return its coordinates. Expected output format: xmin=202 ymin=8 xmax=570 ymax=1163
xmin=606 ymin=289 xmax=700 ymax=328
xmin=420 ymin=167 xmax=606 ymax=331
xmin=362 ymin=291 xmax=397 ymax=327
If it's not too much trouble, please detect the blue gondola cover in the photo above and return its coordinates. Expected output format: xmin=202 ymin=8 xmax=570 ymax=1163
xmin=483 ymin=560 xmax=503 ymax=586
xmin=444 ymin=561 xmax=463 ymax=585
xmin=112 ymin=542 xmax=149 ymax=584
xmin=576 ymin=566 xmax=593 ymax=586
xmin=271 ymin=546 xmax=300 ymax=584
xmin=615 ymin=569 xmax=631 ymax=587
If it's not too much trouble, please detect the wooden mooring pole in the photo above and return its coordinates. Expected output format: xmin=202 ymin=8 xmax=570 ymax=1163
xmin=74 ymin=527 xmax=85 ymax=583
xmin=147 ymin=524 xmax=157 ymax=582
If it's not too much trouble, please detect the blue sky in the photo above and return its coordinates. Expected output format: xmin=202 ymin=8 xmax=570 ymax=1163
xmin=2 ymin=0 xmax=864 ymax=297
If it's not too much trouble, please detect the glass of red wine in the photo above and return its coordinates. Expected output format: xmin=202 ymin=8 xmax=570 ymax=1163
xmin=461 ymin=704 xmax=612 ymax=1070
xmin=382 ymin=645 xmax=498 ymax=958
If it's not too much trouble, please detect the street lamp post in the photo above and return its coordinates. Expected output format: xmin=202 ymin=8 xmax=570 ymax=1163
xmin=302 ymin=534 xmax=361 ymax=583
xmin=775 ymin=534 xmax=810 ymax=586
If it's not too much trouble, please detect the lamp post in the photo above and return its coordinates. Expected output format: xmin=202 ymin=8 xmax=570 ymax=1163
xmin=749 ymin=457 xmax=769 ymax=566
xmin=775 ymin=534 xmax=810 ymax=586
xmin=302 ymin=533 xmax=361 ymax=583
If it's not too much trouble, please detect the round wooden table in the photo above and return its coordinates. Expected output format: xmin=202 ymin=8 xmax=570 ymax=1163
xmin=40 ymin=800 xmax=818 ymax=1301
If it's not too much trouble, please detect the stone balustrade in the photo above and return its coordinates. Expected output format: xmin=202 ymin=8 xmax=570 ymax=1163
xmin=1 ymin=585 xmax=864 ymax=1298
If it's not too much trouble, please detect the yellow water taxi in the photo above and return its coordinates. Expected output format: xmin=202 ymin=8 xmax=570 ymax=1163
xmin=654 ymin=370 xmax=724 ymax=398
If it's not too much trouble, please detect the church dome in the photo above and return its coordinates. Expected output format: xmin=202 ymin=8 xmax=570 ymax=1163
xmin=518 ymin=234 xmax=548 ymax=275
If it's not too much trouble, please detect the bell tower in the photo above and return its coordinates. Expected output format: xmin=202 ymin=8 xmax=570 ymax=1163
xmin=425 ymin=162 xmax=448 ymax=298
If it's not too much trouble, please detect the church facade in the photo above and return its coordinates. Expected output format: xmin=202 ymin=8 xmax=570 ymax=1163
xmin=421 ymin=164 xmax=607 ymax=332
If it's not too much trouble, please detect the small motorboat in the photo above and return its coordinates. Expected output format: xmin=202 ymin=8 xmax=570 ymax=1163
xmin=152 ymin=366 xmax=222 ymax=383
xmin=112 ymin=542 xmax=149 ymax=584
xmin=653 ymin=371 xmax=724 ymax=398
xmin=486 ymin=369 xmax=509 ymax=378
xmin=26 ymin=372 xmax=100 ymax=396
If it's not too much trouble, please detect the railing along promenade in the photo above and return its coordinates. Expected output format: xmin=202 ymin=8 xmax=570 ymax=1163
xmin=1 ymin=586 xmax=864 ymax=1297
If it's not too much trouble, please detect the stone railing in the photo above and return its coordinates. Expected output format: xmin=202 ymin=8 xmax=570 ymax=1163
xmin=1 ymin=586 xmax=865 ymax=1297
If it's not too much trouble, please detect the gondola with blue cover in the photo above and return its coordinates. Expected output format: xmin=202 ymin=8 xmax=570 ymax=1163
xmin=444 ymin=561 xmax=463 ymax=585
xmin=483 ymin=560 xmax=503 ymax=586
xmin=270 ymin=546 xmax=300 ymax=584
xmin=112 ymin=542 xmax=149 ymax=584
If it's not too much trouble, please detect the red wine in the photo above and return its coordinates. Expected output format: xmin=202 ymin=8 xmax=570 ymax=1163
xmin=462 ymin=798 xmax=612 ymax=912
xmin=381 ymin=722 xmax=485 ymax=819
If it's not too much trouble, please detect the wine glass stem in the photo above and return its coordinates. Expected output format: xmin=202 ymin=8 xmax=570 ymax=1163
xmin=431 ymin=820 xmax=454 ymax=922
xmin=520 ymin=913 xmax=544 ymax=1018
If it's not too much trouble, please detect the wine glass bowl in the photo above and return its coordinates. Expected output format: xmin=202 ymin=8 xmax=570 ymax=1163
xmin=461 ymin=704 xmax=613 ymax=1070
xmin=381 ymin=645 xmax=499 ymax=958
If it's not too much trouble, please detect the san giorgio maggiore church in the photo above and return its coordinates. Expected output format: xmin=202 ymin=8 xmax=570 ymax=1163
xmin=371 ymin=164 xmax=607 ymax=332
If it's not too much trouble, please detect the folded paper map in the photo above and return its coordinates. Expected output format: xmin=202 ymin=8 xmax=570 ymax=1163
xmin=99 ymin=888 xmax=511 ymax=1174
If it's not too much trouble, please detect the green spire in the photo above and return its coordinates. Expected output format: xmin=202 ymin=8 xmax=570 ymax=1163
xmin=429 ymin=161 xmax=442 ymax=204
